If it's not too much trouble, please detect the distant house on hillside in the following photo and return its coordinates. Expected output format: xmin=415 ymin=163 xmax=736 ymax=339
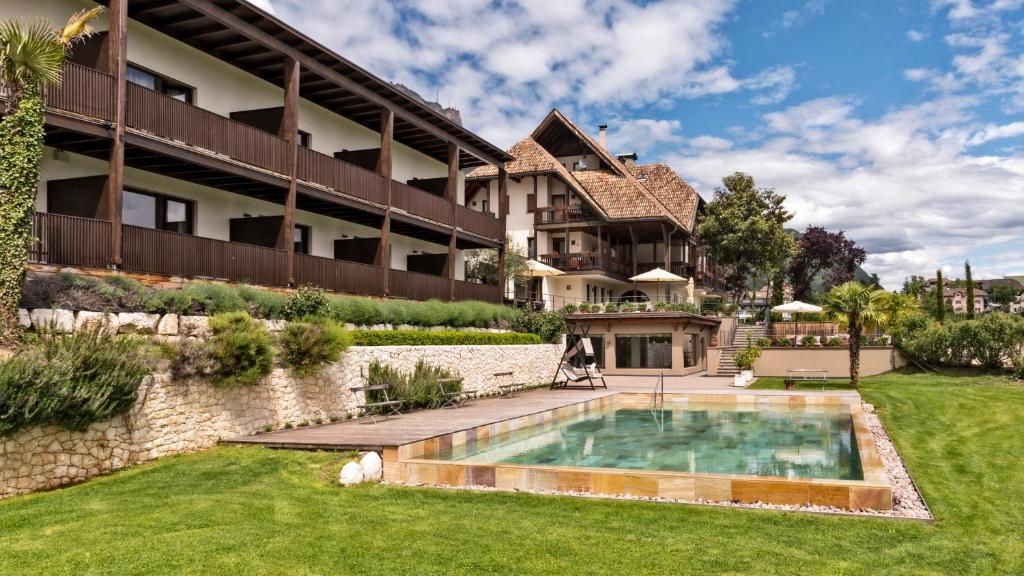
xmin=943 ymin=288 xmax=988 ymax=315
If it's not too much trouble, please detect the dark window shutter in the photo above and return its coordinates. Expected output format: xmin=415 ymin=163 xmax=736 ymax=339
xmin=527 ymin=193 xmax=536 ymax=212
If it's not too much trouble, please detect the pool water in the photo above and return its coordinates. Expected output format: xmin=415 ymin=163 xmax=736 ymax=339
xmin=431 ymin=402 xmax=864 ymax=481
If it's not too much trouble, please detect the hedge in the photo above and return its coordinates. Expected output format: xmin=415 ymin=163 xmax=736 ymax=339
xmin=349 ymin=330 xmax=542 ymax=346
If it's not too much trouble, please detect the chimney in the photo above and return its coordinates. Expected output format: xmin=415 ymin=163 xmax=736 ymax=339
xmin=598 ymin=124 xmax=607 ymax=149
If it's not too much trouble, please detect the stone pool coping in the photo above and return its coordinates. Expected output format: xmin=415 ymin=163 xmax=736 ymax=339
xmin=384 ymin=392 xmax=893 ymax=511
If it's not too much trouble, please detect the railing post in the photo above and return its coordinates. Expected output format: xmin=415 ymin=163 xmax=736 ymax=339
xmin=498 ymin=167 xmax=508 ymax=300
xmin=280 ymin=56 xmax=299 ymax=286
xmin=105 ymin=0 xmax=127 ymax=266
xmin=447 ymin=142 xmax=460 ymax=301
xmin=378 ymin=107 xmax=393 ymax=296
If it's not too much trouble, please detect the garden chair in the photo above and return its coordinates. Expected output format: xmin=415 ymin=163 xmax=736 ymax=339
xmin=352 ymin=383 xmax=404 ymax=424
xmin=495 ymin=371 xmax=527 ymax=398
xmin=437 ymin=376 xmax=475 ymax=409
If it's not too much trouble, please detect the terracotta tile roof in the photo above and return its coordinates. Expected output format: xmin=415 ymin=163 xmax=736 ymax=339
xmin=628 ymin=163 xmax=700 ymax=230
xmin=466 ymin=109 xmax=702 ymax=231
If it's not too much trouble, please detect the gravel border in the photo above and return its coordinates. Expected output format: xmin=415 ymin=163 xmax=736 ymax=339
xmin=381 ymin=403 xmax=934 ymax=521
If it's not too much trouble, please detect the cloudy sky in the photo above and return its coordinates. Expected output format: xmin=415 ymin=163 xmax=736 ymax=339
xmin=251 ymin=0 xmax=1024 ymax=288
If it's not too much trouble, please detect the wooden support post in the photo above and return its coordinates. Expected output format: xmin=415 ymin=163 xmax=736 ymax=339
xmin=597 ymin=224 xmax=603 ymax=267
xmin=378 ymin=107 xmax=393 ymax=294
xmin=498 ymin=167 xmax=508 ymax=297
xmin=105 ymin=0 xmax=127 ymax=266
xmin=628 ymin=225 xmax=638 ymax=276
xmin=447 ymin=142 xmax=459 ymax=300
xmin=280 ymin=56 xmax=300 ymax=285
xmin=662 ymin=224 xmax=672 ymax=271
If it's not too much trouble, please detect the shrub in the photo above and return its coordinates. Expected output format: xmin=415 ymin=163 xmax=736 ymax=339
xmin=901 ymin=313 xmax=1024 ymax=369
xmin=755 ymin=337 xmax=772 ymax=347
xmin=511 ymin=308 xmax=565 ymax=343
xmin=329 ymin=296 xmax=385 ymax=326
xmin=562 ymin=303 xmax=578 ymax=314
xmin=166 ymin=338 xmax=210 ymax=380
xmin=1012 ymin=356 xmax=1024 ymax=380
xmin=774 ymin=337 xmax=792 ymax=347
xmin=826 ymin=337 xmax=843 ymax=347
xmin=366 ymin=359 xmax=458 ymax=411
xmin=350 ymin=330 xmax=541 ymax=346
xmin=603 ymin=302 xmax=620 ymax=313
xmin=733 ymin=345 xmax=763 ymax=371
xmin=284 ymin=285 xmax=329 ymax=320
xmin=0 ymin=326 xmax=151 ymax=437
xmin=279 ymin=319 xmax=351 ymax=377
xmin=205 ymin=312 xmax=274 ymax=386
xmin=801 ymin=335 xmax=818 ymax=347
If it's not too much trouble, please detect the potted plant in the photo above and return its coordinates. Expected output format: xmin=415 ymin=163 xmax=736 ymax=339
xmin=733 ymin=344 xmax=763 ymax=384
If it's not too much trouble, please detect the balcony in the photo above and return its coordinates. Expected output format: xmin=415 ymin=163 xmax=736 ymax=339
xmin=539 ymin=253 xmax=630 ymax=277
xmin=534 ymin=206 xmax=599 ymax=226
xmin=29 ymin=212 xmax=500 ymax=301
xmin=456 ymin=205 xmax=504 ymax=241
xmin=391 ymin=181 xmax=452 ymax=226
xmin=42 ymin=63 xmax=116 ymax=122
xmin=296 ymin=147 xmax=387 ymax=205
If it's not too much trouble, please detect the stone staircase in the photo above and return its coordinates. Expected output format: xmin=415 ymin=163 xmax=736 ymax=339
xmin=717 ymin=325 xmax=767 ymax=376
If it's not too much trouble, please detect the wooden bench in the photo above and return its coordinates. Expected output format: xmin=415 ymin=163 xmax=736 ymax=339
xmin=352 ymin=384 xmax=404 ymax=424
xmin=437 ymin=377 xmax=475 ymax=409
xmin=494 ymin=371 xmax=526 ymax=398
xmin=784 ymin=368 xmax=829 ymax=390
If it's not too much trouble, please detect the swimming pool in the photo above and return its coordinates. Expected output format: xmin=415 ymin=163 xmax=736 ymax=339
xmin=395 ymin=393 xmax=892 ymax=510
xmin=429 ymin=400 xmax=863 ymax=481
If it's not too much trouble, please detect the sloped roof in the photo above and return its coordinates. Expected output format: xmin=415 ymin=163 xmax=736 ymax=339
xmin=628 ymin=163 xmax=700 ymax=230
xmin=467 ymin=109 xmax=702 ymax=231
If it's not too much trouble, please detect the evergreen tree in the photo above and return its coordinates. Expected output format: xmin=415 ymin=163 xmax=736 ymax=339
xmin=935 ymin=269 xmax=945 ymax=323
xmin=965 ymin=261 xmax=975 ymax=319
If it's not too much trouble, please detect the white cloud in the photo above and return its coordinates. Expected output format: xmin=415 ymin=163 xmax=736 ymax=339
xmin=687 ymin=135 xmax=734 ymax=151
xmin=968 ymin=122 xmax=1024 ymax=145
xmin=607 ymin=119 xmax=684 ymax=155
xmin=907 ymin=29 xmax=929 ymax=42
xmin=264 ymin=0 xmax=792 ymax=146
xmin=779 ymin=0 xmax=827 ymax=29
xmin=666 ymin=97 xmax=1024 ymax=288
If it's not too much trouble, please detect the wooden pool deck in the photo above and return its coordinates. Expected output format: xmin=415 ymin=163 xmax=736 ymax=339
xmin=226 ymin=374 xmax=860 ymax=452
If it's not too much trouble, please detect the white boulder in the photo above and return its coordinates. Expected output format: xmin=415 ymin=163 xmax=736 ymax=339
xmin=30 ymin=309 xmax=74 ymax=333
xmin=339 ymin=461 xmax=365 ymax=486
xmin=157 ymin=314 xmax=179 ymax=336
xmin=259 ymin=319 xmax=286 ymax=332
xmin=74 ymin=311 xmax=119 ymax=333
xmin=117 ymin=313 xmax=161 ymax=334
xmin=179 ymin=316 xmax=210 ymax=338
xmin=17 ymin=309 xmax=31 ymax=329
xmin=360 ymin=452 xmax=383 ymax=482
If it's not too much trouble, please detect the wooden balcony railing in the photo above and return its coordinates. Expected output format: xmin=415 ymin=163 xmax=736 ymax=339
xmin=636 ymin=261 xmax=697 ymax=278
xmin=293 ymin=253 xmax=385 ymax=297
xmin=392 ymin=181 xmax=453 ymax=225
xmin=454 ymin=279 xmax=502 ymax=303
xmin=768 ymin=322 xmax=838 ymax=339
xmin=540 ymin=253 xmax=629 ymax=276
xmin=42 ymin=63 xmax=116 ymax=121
xmin=29 ymin=212 xmax=112 ymax=268
xmin=389 ymin=269 xmax=450 ymax=301
xmin=126 ymin=83 xmax=291 ymax=175
xmin=534 ymin=206 xmax=597 ymax=226
xmin=121 ymin=224 xmax=289 ymax=286
xmin=456 ymin=205 xmax=503 ymax=241
xmin=296 ymin=147 xmax=387 ymax=205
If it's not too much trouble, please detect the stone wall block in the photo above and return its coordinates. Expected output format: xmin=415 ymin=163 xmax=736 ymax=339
xmin=157 ymin=314 xmax=179 ymax=336
xmin=30 ymin=309 xmax=74 ymax=333
xmin=117 ymin=313 xmax=161 ymax=334
xmin=74 ymin=311 xmax=119 ymax=333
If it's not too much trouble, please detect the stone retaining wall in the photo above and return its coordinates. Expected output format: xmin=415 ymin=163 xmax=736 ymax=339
xmin=0 ymin=342 xmax=563 ymax=499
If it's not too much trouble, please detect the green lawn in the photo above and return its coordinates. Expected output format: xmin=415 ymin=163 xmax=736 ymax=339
xmin=1 ymin=371 xmax=1023 ymax=575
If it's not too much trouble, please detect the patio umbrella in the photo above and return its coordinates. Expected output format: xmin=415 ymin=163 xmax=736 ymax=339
xmin=629 ymin=267 xmax=686 ymax=303
xmin=771 ymin=301 xmax=823 ymax=337
xmin=521 ymin=259 xmax=565 ymax=277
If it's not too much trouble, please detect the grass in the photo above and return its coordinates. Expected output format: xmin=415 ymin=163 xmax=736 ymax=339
xmin=1 ymin=370 xmax=1023 ymax=575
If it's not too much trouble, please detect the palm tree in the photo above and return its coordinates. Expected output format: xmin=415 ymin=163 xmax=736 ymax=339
xmin=823 ymin=281 xmax=887 ymax=388
xmin=0 ymin=8 xmax=101 ymax=345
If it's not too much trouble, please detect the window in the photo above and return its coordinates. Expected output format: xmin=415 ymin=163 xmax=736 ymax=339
xmin=481 ymin=198 xmax=490 ymax=213
xmin=551 ymin=194 xmax=566 ymax=207
xmin=683 ymin=334 xmax=699 ymax=368
xmin=122 ymin=189 xmax=194 ymax=234
xmin=294 ymin=224 xmax=311 ymax=255
xmin=126 ymin=64 xmax=195 ymax=104
xmin=527 ymin=237 xmax=537 ymax=259
xmin=552 ymin=237 xmax=566 ymax=255
xmin=615 ymin=334 xmax=672 ymax=369
xmin=298 ymin=130 xmax=312 ymax=148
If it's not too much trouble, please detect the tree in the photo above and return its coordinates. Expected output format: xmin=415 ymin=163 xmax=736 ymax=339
xmin=770 ymin=269 xmax=785 ymax=306
xmin=464 ymin=236 xmax=528 ymax=295
xmin=786 ymin=226 xmax=866 ymax=301
xmin=695 ymin=172 xmax=796 ymax=302
xmin=988 ymin=284 xmax=1019 ymax=308
xmin=823 ymin=282 xmax=886 ymax=389
xmin=935 ymin=269 xmax=945 ymax=323
xmin=902 ymin=275 xmax=926 ymax=298
xmin=0 ymin=8 xmax=102 ymax=345
xmin=869 ymin=273 xmax=881 ymax=289
xmin=965 ymin=261 xmax=975 ymax=320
